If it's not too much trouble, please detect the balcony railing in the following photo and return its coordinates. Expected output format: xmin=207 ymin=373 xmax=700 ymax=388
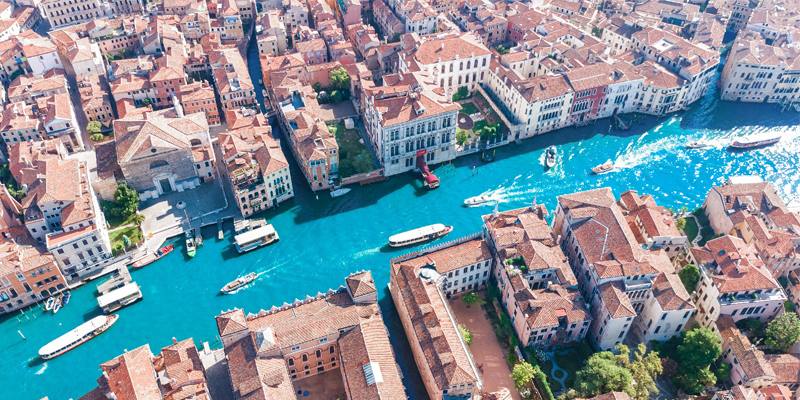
xmin=719 ymin=290 xmax=786 ymax=306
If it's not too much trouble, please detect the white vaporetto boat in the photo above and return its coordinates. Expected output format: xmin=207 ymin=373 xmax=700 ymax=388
xmin=388 ymin=224 xmax=453 ymax=247
xmin=38 ymin=314 xmax=119 ymax=360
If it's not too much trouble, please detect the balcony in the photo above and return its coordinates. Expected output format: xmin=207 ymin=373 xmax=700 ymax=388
xmin=624 ymin=277 xmax=653 ymax=292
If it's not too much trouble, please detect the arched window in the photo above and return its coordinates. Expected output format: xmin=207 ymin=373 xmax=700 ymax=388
xmin=302 ymin=353 xmax=308 ymax=362
xmin=287 ymin=358 xmax=294 ymax=366
xmin=150 ymin=160 xmax=168 ymax=169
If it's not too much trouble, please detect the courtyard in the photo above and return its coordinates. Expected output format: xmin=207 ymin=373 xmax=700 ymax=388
xmin=449 ymin=292 xmax=521 ymax=400
xmin=291 ymin=369 xmax=346 ymax=400
xmin=327 ymin=121 xmax=376 ymax=178
xmin=456 ymin=93 xmax=507 ymax=152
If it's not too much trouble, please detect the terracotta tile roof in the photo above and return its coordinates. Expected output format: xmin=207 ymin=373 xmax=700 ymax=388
xmin=394 ymin=239 xmax=491 ymax=274
xmin=765 ymin=354 xmax=800 ymax=386
xmin=513 ymin=283 xmax=591 ymax=329
xmin=557 ymin=188 xmax=644 ymax=265
xmin=155 ymin=338 xmax=210 ymax=400
xmin=598 ymin=282 xmax=636 ymax=318
xmin=114 ymin=108 xmax=210 ymax=164
xmin=692 ymin=235 xmax=781 ymax=293
xmin=719 ymin=317 xmax=776 ymax=383
xmin=337 ymin=317 xmax=407 ymax=400
xmin=413 ymin=33 xmax=490 ymax=64
xmin=390 ymin=263 xmax=480 ymax=391
xmin=484 ymin=204 xmax=577 ymax=285
xmin=99 ymin=345 xmax=161 ymax=400
xmin=346 ymin=271 xmax=377 ymax=298
xmin=651 ymin=272 xmax=693 ymax=311
xmin=618 ymin=190 xmax=682 ymax=241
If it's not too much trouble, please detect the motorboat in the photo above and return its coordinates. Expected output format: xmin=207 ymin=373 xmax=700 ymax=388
xmin=729 ymin=136 xmax=781 ymax=150
xmin=685 ymin=140 xmax=710 ymax=149
xmin=544 ymin=146 xmax=557 ymax=169
xmin=38 ymin=314 xmax=119 ymax=360
xmin=61 ymin=291 xmax=71 ymax=306
xmin=591 ymin=160 xmax=615 ymax=175
xmin=330 ymin=187 xmax=351 ymax=198
xmin=463 ymin=194 xmax=494 ymax=207
xmin=185 ymin=232 xmax=196 ymax=258
xmin=156 ymin=244 xmax=174 ymax=258
xmin=220 ymin=272 xmax=258 ymax=294
xmin=388 ymin=224 xmax=453 ymax=247
xmin=52 ymin=297 xmax=62 ymax=314
xmin=45 ymin=296 xmax=56 ymax=311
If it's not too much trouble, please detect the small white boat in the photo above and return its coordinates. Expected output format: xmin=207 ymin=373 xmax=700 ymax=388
xmin=44 ymin=297 xmax=56 ymax=311
xmin=220 ymin=272 xmax=258 ymax=294
xmin=685 ymin=140 xmax=710 ymax=149
xmin=388 ymin=223 xmax=453 ymax=247
xmin=234 ymin=224 xmax=279 ymax=253
xmin=464 ymin=194 xmax=494 ymax=207
xmin=52 ymin=298 xmax=62 ymax=314
xmin=330 ymin=187 xmax=351 ymax=198
xmin=544 ymin=145 xmax=557 ymax=169
xmin=591 ymin=160 xmax=614 ymax=175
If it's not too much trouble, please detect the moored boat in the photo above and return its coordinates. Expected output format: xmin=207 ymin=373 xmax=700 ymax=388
xmin=388 ymin=224 xmax=453 ymax=247
xmin=463 ymin=194 xmax=494 ymax=207
xmin=44 ymin=296 xmax=56 ymax=311
xmin=234 ymin=224 xmax=279 ymax=253
xmin=591 ymin=160 xmax=615 ymax=175
xmin=728 ymin=136 xmax=781 ymax=150
xmin=330 ymin=187 xmax=351 ymax=198
xmin=97 ymin=283 xmax=142 ymax=313
xmin=52 ymin=297 xmax=62 ymax=314
xmin=544 ymin=146 xmax=557 ymax=169
xmin=61 ymin=291 xmax=71 ymax=306
xmin=220 ymin=272 xmax=258 ymax=294
xmin=38 ymin=314 xmax=119 ymax=360
xmin=185 ymin=232 xmax=196 ymax=258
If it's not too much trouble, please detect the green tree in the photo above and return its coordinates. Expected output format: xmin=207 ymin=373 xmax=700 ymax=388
xmin=329 ymin=67 xmax=351 ymax=91
xmin=676 ymin=217 xmax=687 ymax=231
xmin=673 ymin=327 xmax=721 ymax=394
xmin=575 ymin=350 xmax=633 ymax=397
xmin=629 ymin=344 xmax=663 ymax=400
xmin=678 ymin=264 xmax=701 ymax=293
xmin=765 ymin=312 xmax=800 ymax=351
xmin=86 ymin=121 xmax=102 ymax=135
xmin=456 ymin=129 xmax=470 ymax=146
xmin=452 ymin=86 xmax=469 ymax=101
xmin=511 ymin=361 xmax=537 ymax=392
xmin=458 ymin=324 xmax=473 ymax=345
xmin=462 ymin=292 xmax=480 ymax=305
xmin=90 ymin=133 xmax=105 ymax=142
xmin=114 ymin=183 xmax=140 ymax=219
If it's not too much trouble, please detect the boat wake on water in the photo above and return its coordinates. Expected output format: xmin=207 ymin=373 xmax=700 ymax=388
xmin=34 ymin=362 xmax=47 ymax=375
xmin=613 ymin=137 xmax=678 ymax=171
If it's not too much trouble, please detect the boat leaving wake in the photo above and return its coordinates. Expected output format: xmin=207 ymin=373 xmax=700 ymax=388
xmin=34 ymin=362 xmax=47 ymax=375
xmin=613 ymin=137 xmax=678 ymax=171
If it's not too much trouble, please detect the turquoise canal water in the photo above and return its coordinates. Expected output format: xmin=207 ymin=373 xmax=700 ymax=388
xmin=6 ymin=67 xmax=800 ymax=398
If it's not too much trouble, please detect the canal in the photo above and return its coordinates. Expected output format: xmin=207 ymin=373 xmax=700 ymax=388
xmin=4 ymin=49 xmax=800 ymax=399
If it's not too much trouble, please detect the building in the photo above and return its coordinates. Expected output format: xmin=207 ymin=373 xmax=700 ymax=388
xmin=362 ymin=71 xmax=459 ymax=177
xmin=77 ymin=75 xmax=115 ymax=129
xmin=703 ymin=176 xmax=800 ymax=278
xmin=256 ymin=10 xmax=288 ymax=56
xmin=210 ymin=48 xmax=257 ymax=114
xmin=552 ymin=188 xmax=694 ymax=349
xmin=391 ymin=236 xmax=492 ymax=297
xmin=389 ymin=253 xmax=483 ymax=399
xmin=84 ymin=338 xmax=210 ymax=400
xmin=719 ymin=317 xmax=777 ymax=389
xmin=178 ymin=81 xmax=221 ymax=126
xmin=483 ymin=204 xmax=591 ymax=348
xmin=9 ymin=141 xmax=112 ymax=282
xmin=218 ymin=110 xmax=293 ymax=217
xmin=399 ymin=33 xmax=491 ymax=97
xmin=0 ymin=187 xmax=68 ymax=315
xmin=114 ymin=106 xmax=215 ymax=201
xmin=720 ymin=33 xmax=800 ymax=105
xmin=618 ymin=190 xmax=690 ymax=263
xmin=691 ymin=235 xmax=786 ymax=327
xmin=215 ymin=271 xmax=407 ymax=399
